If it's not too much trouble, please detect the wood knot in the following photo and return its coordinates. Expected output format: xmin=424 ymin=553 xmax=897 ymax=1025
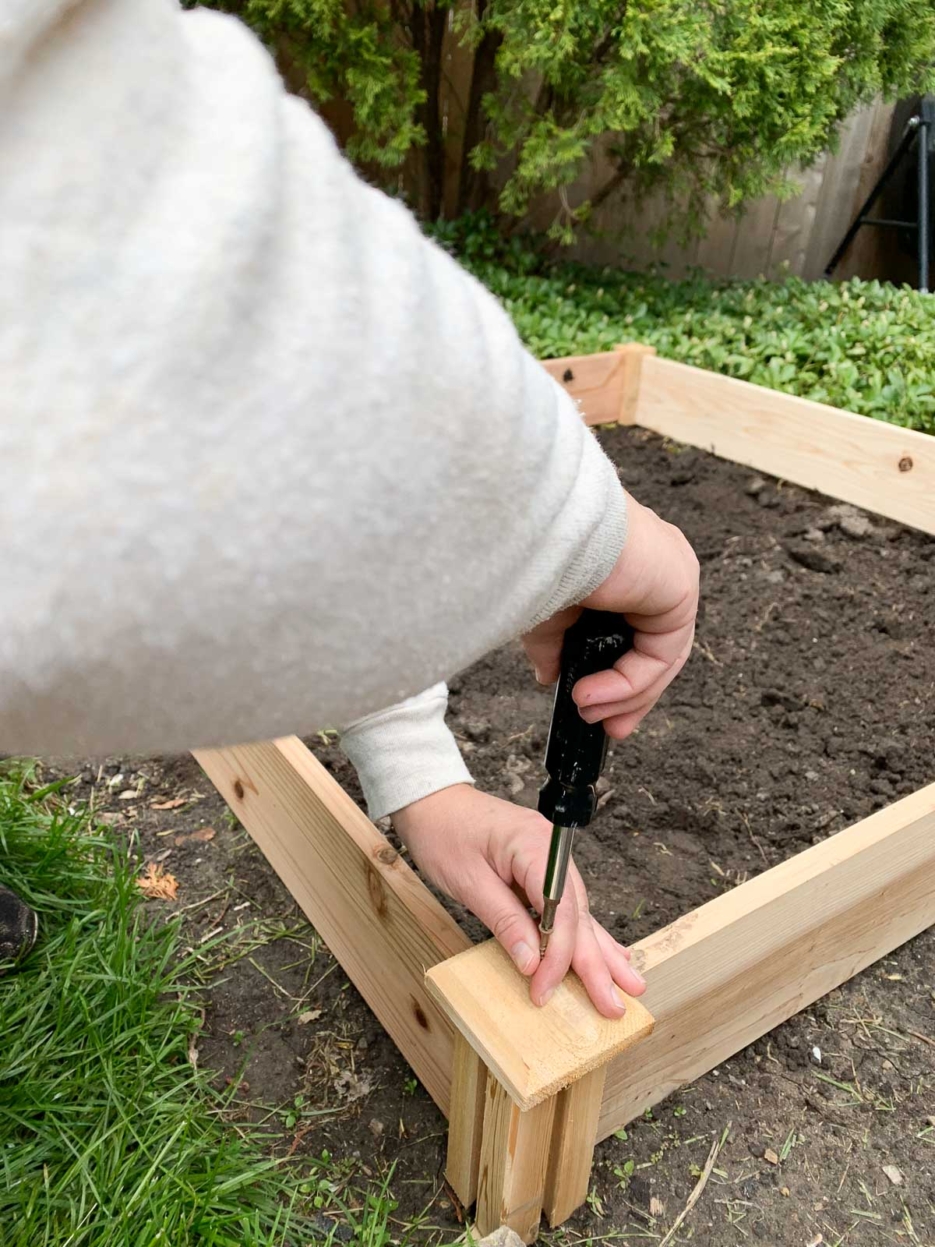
xmin=898 ymin=455 xmax=913 ymax=473
xmin=375 ymin=845 xmax=399 ymax=867
xmin=562 ymin=368 xmax=574 ymax=383
xmin=411 ymin=999 xmax=430 ymax=1031
xmin=367 ymin=865 xmax=388 ymax=920
xmin=233 ymin=779 xmax=245 ymax=801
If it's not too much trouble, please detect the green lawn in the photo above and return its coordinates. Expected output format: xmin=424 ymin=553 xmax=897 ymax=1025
xmin=0 ymin=765 xmax=395 ymax=1247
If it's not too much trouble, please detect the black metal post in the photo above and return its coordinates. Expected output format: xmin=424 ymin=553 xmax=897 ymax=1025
xmin=919 ymin=112 xmax=930 ymax=292
xmin=824 ymin=121 xmax=919 ymax=278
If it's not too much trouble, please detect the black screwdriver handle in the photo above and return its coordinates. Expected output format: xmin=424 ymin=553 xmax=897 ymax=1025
xmin=537 ymin=608 xmax=634 ymax=830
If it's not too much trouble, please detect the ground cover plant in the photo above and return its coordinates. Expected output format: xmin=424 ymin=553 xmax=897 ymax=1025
xmin=0 ymin=764 xmax=399 ymax=1247
xmin=433 ymin=212 xmax=935 ymax=434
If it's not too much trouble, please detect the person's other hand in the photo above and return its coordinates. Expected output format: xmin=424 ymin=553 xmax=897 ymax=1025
xmin=523 ymin=494 xmax=699 ymax=739
xmin=391 ymin=784 xmax=646 ymax=1018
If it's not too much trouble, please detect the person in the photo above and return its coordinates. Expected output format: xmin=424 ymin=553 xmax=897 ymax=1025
xmin=0 ymin=0 xmax=698 ymax=1016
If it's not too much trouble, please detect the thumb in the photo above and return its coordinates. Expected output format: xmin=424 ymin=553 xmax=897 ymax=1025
xmin=523 ymin=606 xmax=582 ymax=684
xmin=463 ymin=869 xmax=543 ymax=977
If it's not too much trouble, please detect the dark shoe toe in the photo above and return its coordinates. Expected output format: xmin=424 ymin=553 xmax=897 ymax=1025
xmin=0 ymin=885 xmax=39 ymax=963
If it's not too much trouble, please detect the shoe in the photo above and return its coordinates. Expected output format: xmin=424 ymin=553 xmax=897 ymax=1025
xmin=0 ymin=885 xmax=38 ymax=965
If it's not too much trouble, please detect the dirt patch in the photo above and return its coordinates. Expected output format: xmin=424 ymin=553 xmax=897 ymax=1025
xmin=60 ymin=426 xmax=934 ymax=1244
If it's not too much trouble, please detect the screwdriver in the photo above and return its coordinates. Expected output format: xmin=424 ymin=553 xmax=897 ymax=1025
xmin=537 ymin=608 xmax=634 ymax=956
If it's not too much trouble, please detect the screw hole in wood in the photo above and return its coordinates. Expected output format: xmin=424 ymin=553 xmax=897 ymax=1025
xmin=898 ymin=456 xmax=913 ymax=473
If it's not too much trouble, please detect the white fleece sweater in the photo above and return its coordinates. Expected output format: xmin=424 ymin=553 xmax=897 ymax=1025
xmin=1 ymin=0 xmax=628 ymax=818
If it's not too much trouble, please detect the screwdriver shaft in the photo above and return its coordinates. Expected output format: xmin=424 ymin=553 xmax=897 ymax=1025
xmin=538 ymin=822 xmax=576 ymax=956
xmin=539 ymin=900 xmax=558 ymax=956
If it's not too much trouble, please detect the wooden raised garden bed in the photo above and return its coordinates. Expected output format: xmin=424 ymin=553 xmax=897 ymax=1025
xmin=194 ymin=345 xmax=935 ymax=1242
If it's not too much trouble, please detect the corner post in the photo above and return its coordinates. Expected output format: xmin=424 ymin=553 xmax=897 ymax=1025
xmin=476 ymin=1076 xmax=557 ymax=1241
xmin=426 ymin=941 xmax=654 ymax=1239
xmin=615 ymin=342 xmax=656 ymax=425
xmin=445 ymin=1033 xmax=487 ymax=1207
xmin=543 ymin=1065 xmax=608 ymax=1225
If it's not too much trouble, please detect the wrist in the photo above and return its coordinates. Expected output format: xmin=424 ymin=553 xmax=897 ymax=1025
xmin=392 ymin=782 xmax=474 ymax=841
xmin=584 ymin=493 xmax=649 ymax=610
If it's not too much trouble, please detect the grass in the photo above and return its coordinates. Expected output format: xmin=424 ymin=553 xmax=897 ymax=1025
xmin=0 ymin=764 xmax=398 ymax=1247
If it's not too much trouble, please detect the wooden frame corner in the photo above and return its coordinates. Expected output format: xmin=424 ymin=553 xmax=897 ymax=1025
xmin=196 ymin=343 xmax=935 ymax=1240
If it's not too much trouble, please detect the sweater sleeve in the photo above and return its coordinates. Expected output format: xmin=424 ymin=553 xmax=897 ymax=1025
xmin=0 ymin=0 xmax=628 ymax=758
xmin=340 ymin=684 xmax=474 ymax=821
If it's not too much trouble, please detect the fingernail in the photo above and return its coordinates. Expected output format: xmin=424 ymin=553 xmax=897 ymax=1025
xmin=511 ymin=941 xmax=537 ymax=975
xmin=579 ymin=707 xmax=601 ymax=724
xmin=538 ymin=987 xmax=555 ymax=1007
xmin=632 ymin=968 xmax=646 ymax=988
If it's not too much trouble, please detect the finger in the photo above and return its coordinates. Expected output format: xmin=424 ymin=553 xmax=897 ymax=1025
xmin=574 ymin=645 xmax=687 ymax=710
xmin=577 ymin=648 xmax=692 ymax=729
xmin=593 ymin=922 xmax=647 ymax=997
xmin=528 ymin=875 xmax=578 ymax=1008
xmin=529 ymin=868 xmax=626 ymax=1018
xmin=577 ymin=684 xmax=659 ymax=723
xmin=465 ymin=869 xmax=542 ymax=978
xmin=568 ymin=910 xmax=629 ymax=1019
xmin=603 ymin=708 xmax=651 ymax=740
xmin=509 ymin=880 xmax=532 ymax=909
xmin=578 ymin=689 xmax=660 ymax=726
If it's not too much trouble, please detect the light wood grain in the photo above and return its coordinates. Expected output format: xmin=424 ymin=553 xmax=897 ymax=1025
xmin=616 ymin=342 xmax=656 ymax=424
xmin=476 ymin=1076 xmax=557 ymax=1242
xmin=598 ymin=783 xmax=935 ymax=1138
xmin=544 ymin=1066 xmax=607 ymax=1226
xmin=541 ymin=344 xmax=653 ymax=427
xmin=446 ymin=1033 xmax=487 ymax=1206
xmin=194 ymin=737 xmax=470 ymax=1115
xmin=426 ymin=940 xmax=654 ymax=1111
xmin=635 ymin=354 xmax=935 ymax=534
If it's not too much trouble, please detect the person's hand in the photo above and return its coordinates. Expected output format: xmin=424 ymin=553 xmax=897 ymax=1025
xmin=392 ymin=784 xmax=646 ymax=1018
xmin=524 ymin=494 xmax=699 ymax=739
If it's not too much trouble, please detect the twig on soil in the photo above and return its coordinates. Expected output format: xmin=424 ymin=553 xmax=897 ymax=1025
xmin=248 ymin=956 xmax=306 ymax=1002
xmin=694 ymin=639 xmax=723 ymax=666
xmin=176 ymin=888 xmax=227 ymax=914
xmin=754 ymin=601 xmax=780 ymax=633
xmin=659 ymin=1123 xmax=731 ymax=1247
xmin=740 ymin=812 xmax=770 ymax=867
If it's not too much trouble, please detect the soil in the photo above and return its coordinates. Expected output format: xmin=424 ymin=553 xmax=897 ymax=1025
xmin=58 ymin=426 xmax=934 ymax=1245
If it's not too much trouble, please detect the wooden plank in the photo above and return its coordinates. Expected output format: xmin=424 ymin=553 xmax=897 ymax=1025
xmin=694 ymin=202 xmax=741 ymax=276
xmin=194 ymin=737 xmax=471 ymax=1116
xmin=541 ymin=350 xmax=626 ymax=425
xmin=768 ymin=154 xmax=829 ymax=278
xmin=543 ymin=1065 xmax=606 ymax=1227
xmin=806 ymin=100 xmax=896 ymax=281
xmin=730 ymin=193 xmax=782 ymax=279
xmin=616 ymin=342 xmax=655 ymax=425
xmin=541 ymin=344 xmax=652 ymax=427
xmin=426 ymin=940 xmax=654 ymax=1111
xmin=635 ymin=354 xmax=935 ymax=534
xmin=598 ymin=784 xmax=935 ymax=1139
xmin=446 ymin=1033 xmax=487 ymax=1207
xmin=476 ymin=1075 xmax=557 ymax=1242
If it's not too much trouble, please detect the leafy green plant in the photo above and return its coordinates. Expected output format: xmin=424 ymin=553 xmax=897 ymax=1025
xmin=200 ymin=0 xmax=935 ymax=236
xmin=613 ymin=1158 xmax=635 ymax=1188
xmin=437 ymin=213 xmax=935 ymax=433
